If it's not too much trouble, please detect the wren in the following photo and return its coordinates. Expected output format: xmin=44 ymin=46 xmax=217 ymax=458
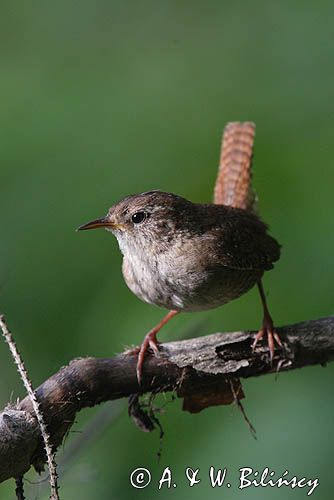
xmin=78 ymin=122 xmax=282 ymax=382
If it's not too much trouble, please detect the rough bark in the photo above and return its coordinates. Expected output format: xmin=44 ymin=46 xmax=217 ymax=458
xmin=0 ymin=316 xmax=333 ymax=484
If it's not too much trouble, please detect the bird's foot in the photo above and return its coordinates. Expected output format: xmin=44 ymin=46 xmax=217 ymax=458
xmin=125 ymin=331 xmax=161 ymax=383
xmin=125 ymin=310 xmax=179 ymax=385
xmin=252 ymin=315 xmax=282 ymax=363
xmin=135 ymin=330 xmax=160 ymax=384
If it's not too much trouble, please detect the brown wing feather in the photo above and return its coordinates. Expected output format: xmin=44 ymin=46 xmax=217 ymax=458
xmin=215 ymin=208 xmax=281 ymax=271
xmin=196 ymin=204 xmax=281 ymax=271
xmin=214 ymin=122 xmax=256 ymax=211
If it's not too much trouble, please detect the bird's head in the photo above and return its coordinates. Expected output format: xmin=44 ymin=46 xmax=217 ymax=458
xmin=77 ymin=191 xmax=193 ymax=256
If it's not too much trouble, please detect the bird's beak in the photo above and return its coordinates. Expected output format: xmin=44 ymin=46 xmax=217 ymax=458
xmin=77 ymin=217 xmax=122 ymax=231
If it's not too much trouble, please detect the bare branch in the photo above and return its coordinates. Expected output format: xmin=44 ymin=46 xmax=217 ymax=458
xmin=0 ymin=315 xmax=60 ymax=500
xmin=0 ymin=315 xmax=333 ymax=485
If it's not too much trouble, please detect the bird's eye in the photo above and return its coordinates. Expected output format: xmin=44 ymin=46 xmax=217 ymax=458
xmin=131 ymin=211 xmax=147 ymax=224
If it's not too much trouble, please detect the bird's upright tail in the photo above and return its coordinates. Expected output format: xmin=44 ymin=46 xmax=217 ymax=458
xmin=214 ymin=122 xmax=256 ymax=212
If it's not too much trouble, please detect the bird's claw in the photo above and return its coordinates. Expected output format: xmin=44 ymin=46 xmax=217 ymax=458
xmin=136 ymin=332 xmax=160 ymax=384
xmin=252 ymin=323 xmax=282 ymax=363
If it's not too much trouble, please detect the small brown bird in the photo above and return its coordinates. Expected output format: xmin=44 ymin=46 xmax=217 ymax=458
xmin=78 ymin=123 xmax=282 ymax=382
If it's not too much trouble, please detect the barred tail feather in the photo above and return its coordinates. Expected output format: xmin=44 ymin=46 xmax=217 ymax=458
xmin=214 ymin=122 xmax=256 ymax=212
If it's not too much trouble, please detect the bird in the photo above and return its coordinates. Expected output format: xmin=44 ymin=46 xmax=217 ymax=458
xmin=78 ymin=122 xmax=282 ymax=383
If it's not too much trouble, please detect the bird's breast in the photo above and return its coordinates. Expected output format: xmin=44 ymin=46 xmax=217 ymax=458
xmin=121 ymin=250 xmax=262 ymax=312
xmin=122 ymin=254 xmax=172 ymax=308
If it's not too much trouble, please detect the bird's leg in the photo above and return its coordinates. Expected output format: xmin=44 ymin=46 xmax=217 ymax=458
xmin=252 ymin=280 xmax=282 ymax=362
xmin=133 ymin=310 xmax=179 ymax=384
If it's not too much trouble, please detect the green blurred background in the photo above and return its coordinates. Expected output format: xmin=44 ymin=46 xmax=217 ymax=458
xmin=0 ymin=1 xmax=333 ymax=499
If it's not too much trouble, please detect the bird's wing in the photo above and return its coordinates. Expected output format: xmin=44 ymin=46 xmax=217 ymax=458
xmin=205 ymin=210 xmax=281 ymax=271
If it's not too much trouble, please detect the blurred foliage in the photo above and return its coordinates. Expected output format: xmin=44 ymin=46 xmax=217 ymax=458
xmin=0 ymin=1 xmax=333 ymax=499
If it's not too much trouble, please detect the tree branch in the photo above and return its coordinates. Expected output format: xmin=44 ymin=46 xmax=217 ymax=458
xmin=0 ymin=315 xmax=333 ymax=484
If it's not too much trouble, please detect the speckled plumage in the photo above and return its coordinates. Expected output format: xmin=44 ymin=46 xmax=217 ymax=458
xmin=101 ymin=191 xmax=280 ymax=312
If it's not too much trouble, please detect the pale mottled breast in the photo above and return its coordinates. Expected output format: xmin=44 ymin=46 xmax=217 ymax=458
xmin=121 ymin=247 xmax=263 ymax=313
